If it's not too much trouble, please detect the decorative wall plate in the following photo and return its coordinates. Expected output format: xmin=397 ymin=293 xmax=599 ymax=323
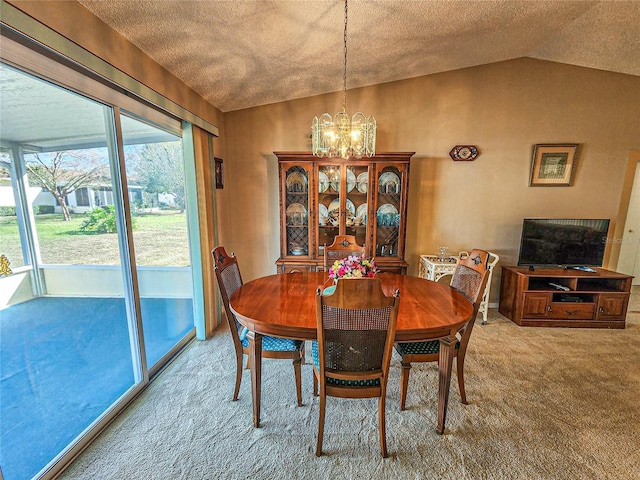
xmin=449 ymin=145 xmax=479 ymax=161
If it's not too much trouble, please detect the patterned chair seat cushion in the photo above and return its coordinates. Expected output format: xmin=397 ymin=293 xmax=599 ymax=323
xmin=395 ymin=339 xmax=460 ymax=356
xmin=311 ymin=341 xmax=380 ymax=387
xmin=239 ymin=327 xmax=303 ymax=352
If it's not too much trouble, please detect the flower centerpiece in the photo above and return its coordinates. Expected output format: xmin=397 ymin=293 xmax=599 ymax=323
xmin=328 ymin=255 xmax=378 ymax=281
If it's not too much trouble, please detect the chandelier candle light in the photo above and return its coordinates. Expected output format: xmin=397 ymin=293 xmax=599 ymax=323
xmin=312 ymin=0 xmax=376 ymax=159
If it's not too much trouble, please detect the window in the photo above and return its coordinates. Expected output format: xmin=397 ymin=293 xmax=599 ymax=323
xmin=75 ymin=187 xmax=90 ymax=207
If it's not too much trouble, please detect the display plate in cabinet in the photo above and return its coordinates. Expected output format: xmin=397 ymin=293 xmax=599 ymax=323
xmin=286 ymin=203 xmax=307 ymax=225
xmin=376 ymin=203 xmax=399 ymax=226
xmin=318 ymin=171 xmax=330 ymax=193
xmin=285 ymin=171 xmax=307 ymax=193
xmin=328 ymin=198 xmax=356 ymax=216
xmin=356 ymin=172 xmax=368 ymax=193
xmin=378 ymin=172 xmax=401 ymax=193
xmin=356 ymin=204 xmax=368 ymax=224
xmin=347 ymin=169 xmax=357 ymax=192
xmin=318 ymin=204 xmax=329 ymax=225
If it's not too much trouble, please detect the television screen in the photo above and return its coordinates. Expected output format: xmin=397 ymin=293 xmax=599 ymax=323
xmin=517 ymin=218 xmax=610 ymax=267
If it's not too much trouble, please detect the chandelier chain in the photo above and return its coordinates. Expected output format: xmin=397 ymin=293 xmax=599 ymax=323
xmin=342 ymin=0 xmax=348 ymax=113
xmin=311 ymin=0 xmax=376 ymax=159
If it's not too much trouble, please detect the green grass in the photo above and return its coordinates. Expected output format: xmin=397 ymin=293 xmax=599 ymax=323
xmin=0 ymin=212 xmax=190 ymax=267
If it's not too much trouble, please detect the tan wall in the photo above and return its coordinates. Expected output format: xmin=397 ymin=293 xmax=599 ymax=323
xmin=223 ymin=59 xmax=640 ymax=302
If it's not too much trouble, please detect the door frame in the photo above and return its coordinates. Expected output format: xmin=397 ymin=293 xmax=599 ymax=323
xmin=611 ymin=150 xmax=640 ymax=283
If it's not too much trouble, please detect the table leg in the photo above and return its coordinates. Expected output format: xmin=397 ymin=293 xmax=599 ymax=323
xmin=246 ymin=330 xmax=263 ymax=428
xmin=436 ymin=334 xmax=456 ymax=434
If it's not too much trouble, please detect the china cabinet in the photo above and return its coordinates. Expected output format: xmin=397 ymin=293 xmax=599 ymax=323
xmin=275 ymin=151 xmax=414 ymax=274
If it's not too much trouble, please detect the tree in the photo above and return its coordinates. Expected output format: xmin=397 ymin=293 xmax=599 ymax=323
xmin=128 ymin=142 xmax=185 ymax=212
xmin=0 ymin=155 xmax=10 ymax=180
xmin=25 ymin=150 xmax=108 ymax=221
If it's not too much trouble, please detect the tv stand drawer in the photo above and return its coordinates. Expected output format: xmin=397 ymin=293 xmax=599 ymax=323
xmin=548 ymin=302 xmax=594 ymax=320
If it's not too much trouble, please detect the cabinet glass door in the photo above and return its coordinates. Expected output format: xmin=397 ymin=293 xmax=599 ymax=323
xmin=317 ymin=164 xmax=341 ymax=256
xmin=374 ymin=165 xmax=403 ymax=258
xmin=345 ymin=165 xmax=369 ymax=250
xmin=284 ymin=165 xmax=310 ymax=256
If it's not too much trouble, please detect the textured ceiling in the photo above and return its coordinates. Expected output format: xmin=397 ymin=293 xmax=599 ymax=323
xmin=77 ymin=0 xmax=640 ymax=113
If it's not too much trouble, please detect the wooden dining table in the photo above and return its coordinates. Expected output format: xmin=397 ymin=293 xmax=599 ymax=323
xmin=229 ymin=271 xmax=474 ymax=434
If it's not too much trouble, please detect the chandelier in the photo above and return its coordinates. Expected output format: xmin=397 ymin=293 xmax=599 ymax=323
xmin=312 ymin=0 xmax=376 ymax=159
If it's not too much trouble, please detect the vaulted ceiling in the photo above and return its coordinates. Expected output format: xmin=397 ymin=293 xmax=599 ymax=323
xmin=76 ymin=1 xmax=640 ymax=113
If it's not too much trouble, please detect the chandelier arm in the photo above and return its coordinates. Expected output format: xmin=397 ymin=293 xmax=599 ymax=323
xmin=311 ymin=0 xmax=376 ymax=159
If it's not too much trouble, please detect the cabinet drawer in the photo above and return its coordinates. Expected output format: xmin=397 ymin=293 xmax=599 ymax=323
xmin=548 ymin=302 xmax=594 ymax=320
xmin=376 ymin=266 xmax=406 ymax=275
xmin=280 ymin=264 xmax=313 ymax=273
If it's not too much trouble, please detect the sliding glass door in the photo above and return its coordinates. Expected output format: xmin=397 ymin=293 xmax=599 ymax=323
xmin=0 ymin=59 xmax=197 ymax=480
xmin=120 ymin=114 xmax=195 ymax=369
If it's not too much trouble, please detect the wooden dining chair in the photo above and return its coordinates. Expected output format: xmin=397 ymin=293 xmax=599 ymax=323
xmin=211 ymin=246 xmax=305 ymax=406
xmin=479 ymin=251 xmax=500 ymax=325
xmin=312 ymin=278 xmax=400 ymax=457
xmin=323 ymin=235 xmax=365 ymax=271
xmin=395 ymin=249 xmax=490 ymax=410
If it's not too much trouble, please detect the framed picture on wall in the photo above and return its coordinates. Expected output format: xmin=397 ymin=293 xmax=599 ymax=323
xmin=214 ymin=157 xmax=224 ymax=189
xmin=529 ymin=144 xmax=579 ymax=186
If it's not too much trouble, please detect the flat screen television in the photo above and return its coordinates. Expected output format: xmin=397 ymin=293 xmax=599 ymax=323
xmin=517 ymin=218 xmax=610 ymax=268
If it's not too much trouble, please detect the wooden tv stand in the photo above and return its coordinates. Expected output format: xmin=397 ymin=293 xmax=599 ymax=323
xmin=499 ymin=266 xmax=632 ymax=328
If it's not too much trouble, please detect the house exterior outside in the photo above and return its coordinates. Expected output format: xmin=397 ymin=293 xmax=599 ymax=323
xmin=0 ymin=182 xmax=170 ymax=214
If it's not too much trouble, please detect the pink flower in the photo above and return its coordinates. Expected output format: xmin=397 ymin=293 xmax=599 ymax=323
xmin=328 ymin=255 xmax=378 ymax=280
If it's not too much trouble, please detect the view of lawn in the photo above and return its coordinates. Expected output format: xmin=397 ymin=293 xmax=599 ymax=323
xmin=0 ymin=212 xmax=190 ymax=267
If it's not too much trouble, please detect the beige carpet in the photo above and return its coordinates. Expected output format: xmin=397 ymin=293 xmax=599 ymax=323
xmin=60 ymin=288 xmax=640 ymax=479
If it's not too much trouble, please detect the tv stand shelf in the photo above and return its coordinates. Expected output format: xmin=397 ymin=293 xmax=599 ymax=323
xmin=499 ymin=266 xmax=632 ymax=328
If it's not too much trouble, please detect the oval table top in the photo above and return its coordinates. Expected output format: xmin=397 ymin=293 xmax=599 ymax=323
xmin=229 ymin=272 xmax=473 ymax=342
